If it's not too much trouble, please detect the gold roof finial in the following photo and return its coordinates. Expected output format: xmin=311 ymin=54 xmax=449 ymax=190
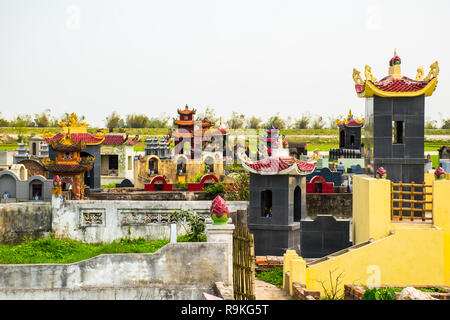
xmin=394 ymin=48 xmax=398 ymax=56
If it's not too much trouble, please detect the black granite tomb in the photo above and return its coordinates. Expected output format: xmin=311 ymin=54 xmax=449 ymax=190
xmin=364 ymin=95 xmax=427 ymax=183
xmin=248 ymin=173 xmax=306 ymax=256
xmin=300 ymin=215 xmax=352 ymax=258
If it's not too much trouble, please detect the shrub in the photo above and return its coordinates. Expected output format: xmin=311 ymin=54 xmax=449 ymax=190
xmin=205 ymin=182 xmax=226 ymax=196
xmin=175 ymin=181 xmax=187 ymax=189
xmin=101 ymin=183 xmax=116 ymax=189
xmin=363 ymin=287 xmax=397 ymax=300
xmin=170 ymin=209 xmax=206 ymax=242
xmin=225 ymin=173 xmax=249 ymax=201
xmin=194 ymin=172 xmax=204 ymax=182
xmin=256 ymin=268 xmax=284 ymax=288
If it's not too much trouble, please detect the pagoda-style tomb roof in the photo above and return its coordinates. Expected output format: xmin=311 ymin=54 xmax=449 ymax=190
xmin=45 ymin=132 xmax=105 ymax=145
xmin=336 ymin=109 xmax=365 ymax=128
xmin=43 ymin=113 xmax=106 ymax=145
xmin=103 ymin=134 xmax=139 ymax=146
xmin=42 ymin=131 xmax=95 ymax=174
xmin=44 ymin=162 xmax=94 ymax=174
xmin=177 ymin=105 xmax=196 ymax=115
xmin=353 ymin=51 xmax=439 ymax=98
xmin=239 ymin=153 xmax=316 ymax=176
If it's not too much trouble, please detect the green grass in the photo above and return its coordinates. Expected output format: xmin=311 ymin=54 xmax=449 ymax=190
xmin=0 ymin=144 xmax=21 ymax=151
xmin=176 ymin=234 xmax=207 ymax=242
xmin=101 ymin=183 xmax=117 ymax=189
xmin=133 ymin=145 xmax=145 ymax=152
xmin=255 ymin=267 xmax=284 ymax=288
xmin=306 ymin=144 xmax=339 ymax=151
xmin=0 ymin=237 xmax=169 ymax=264
xmin=431 ymin=155 xmax=439 ymax=168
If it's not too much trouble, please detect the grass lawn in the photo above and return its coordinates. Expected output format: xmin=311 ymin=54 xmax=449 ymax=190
xmin=431 ymin=155 xmax=439 ymax=168
xmin=306 ymin=144 xmax=338 ymax=151
xmin=255 ymin=267 xmax=284 ymax=288
xmin=0 ymin=237 xmax=169 ymax=264
xmin=0 ymin=144 xmax=21 ymax=151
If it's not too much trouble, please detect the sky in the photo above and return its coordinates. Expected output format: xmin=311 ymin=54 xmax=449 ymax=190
xmin=0 ymin=0 xmax=449 ymax=128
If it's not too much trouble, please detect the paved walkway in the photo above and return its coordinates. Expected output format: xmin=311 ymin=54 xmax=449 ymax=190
xmin=255 ymin=279 xmax=292 ymax=300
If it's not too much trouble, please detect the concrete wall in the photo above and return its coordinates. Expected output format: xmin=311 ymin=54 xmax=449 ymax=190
xmin=352 ymin=175 xmax=391 ymax=244
xmin=0 ymin=171 xmax=52 ymax=201
xmin=52 ymin=197 xmax=247 ymax=243
xmin=0 ymin=150 xmax=15 ymax=167
xmin=88 ymin=189 xmax=214 ymax=201
xmin=283 ymin=176 xmax=450 ymax=297
xmin=0 ymin=202 xmax=52 ymax=244
xmin=0 ymin=242 xmax=230 ymax=300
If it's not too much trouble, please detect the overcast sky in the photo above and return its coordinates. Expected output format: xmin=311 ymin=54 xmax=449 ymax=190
xmin=0 ymin=0 xmax=449 ymax=127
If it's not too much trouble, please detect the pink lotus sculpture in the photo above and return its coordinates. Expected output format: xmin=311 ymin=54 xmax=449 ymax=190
xmin=435 ymin=167 xmax=446 ymax=180
xmin=210 ymin=195 xmax=230 ymax=225
xmin=376 ymin=167 xmax=387 ymax=179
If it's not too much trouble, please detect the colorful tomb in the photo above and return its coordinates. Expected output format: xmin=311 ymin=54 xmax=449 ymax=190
xmin=172 ymin=105 xmax=217 ymax=159
xmin=44 ymin=113 xmax=105 ymax=190
xmin=42 ymin=132 xmax=95 ymax=200
xmin=329 ymin=109 xmax=364 ymax=161
xmin=353 ymin=51 xmax=439 ymax=182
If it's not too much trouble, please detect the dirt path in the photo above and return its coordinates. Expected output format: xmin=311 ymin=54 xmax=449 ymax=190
xmin=254 ymin=279 xmax=292 ymax=300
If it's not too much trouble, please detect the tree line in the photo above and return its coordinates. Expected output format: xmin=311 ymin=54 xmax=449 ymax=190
xmin=1 ymin=108 xmax=449 ymax=130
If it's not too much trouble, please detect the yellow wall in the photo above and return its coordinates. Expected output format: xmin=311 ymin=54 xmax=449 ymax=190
xmin=305 ymin=227 xmax=444 ymax=296
xmin=433 ymin=179 xmax=450 ymax=286
xmin=134 ymin=155 xmax=225 ymax=188
xmin=284 ymin=175 xmax=450 ymax=297
xmin=352 ymin=175 xmax=391 ymax=245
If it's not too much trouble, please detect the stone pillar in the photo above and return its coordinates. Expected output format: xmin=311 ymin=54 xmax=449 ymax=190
xmin=290 ymin=257 xmax=306 ymax=296
xmin=51 ymin=193 xmax=63 ymax=209
xmin=206 ymin=223 xmax=235 ymax=286
xmin=283 ymin=250 xmax=298 ymax=292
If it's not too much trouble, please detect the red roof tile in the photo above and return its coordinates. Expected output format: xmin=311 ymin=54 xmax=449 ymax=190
xmin=126 ymin=139 xmax=140 ymax=146
xmin=45 ymin=133 xmax=104 ymax=145
xmin=103 ymin=134 xmax=127 ymax=145
xmin=372 ymin=76 xmax=430 ymax=93
xmin=337 ymin=119 xmax=364 ymax=128
xmin=296 ymin=160 xmax=316 ymax=172
xmin=242 ymin=157 xmax=316 ymax=175
xmin=244 ymin=157 xmax=293 ymax=173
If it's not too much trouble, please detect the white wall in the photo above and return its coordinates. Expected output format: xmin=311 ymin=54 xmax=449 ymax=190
xmin=52 ymin=197 xmax=247 ymax=243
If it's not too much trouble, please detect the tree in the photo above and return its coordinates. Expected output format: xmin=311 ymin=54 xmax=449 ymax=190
xmin=59 ymin=113 xmax=86 ymax=124
xmin=105 ymin=111 xmax=123 ymax=132
xmin=293 ymin=114 xmax=310 ymax=129
xmin=425 ymin=118 xmax=437 ymax=129
xmin=148 ymin=114 xmax=170 ymax=128
xmin=0 ymin=112 xmax=9 ymax=127
xmin=311 ymin=115 xmax=325 ymax=129
xmin=246 ymin=116 xmax=263 ymax=129
xmin=197 ymin=106 xmax=219 ymax=124
xmin=264 ymin=113 xmax=286 ymax=129
xmin=226 ymin=111 xmax=246 ymax=129
xmin=442 ymin=118 xmax=450 ymax=129
xmin=125 ymin=114 xmax=150 ymax=128
xmin=326 ymin=114 xmax=339 ymax=129
xmin=34 ymin=108 xmax=52 ymax=127
xmin=11 ymin=114 xmax=35 ymax=127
